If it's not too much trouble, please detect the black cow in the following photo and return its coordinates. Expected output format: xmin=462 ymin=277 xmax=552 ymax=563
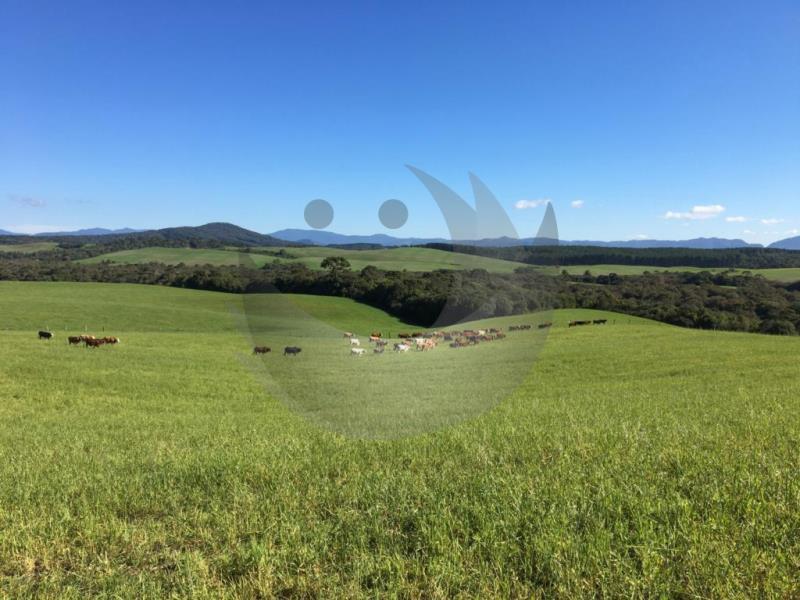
xmin=283 ymin=346 xmax=302 ymax=356
xmin=38 ymin=331 xmax=53 ymax=340
xmin=593 ymin=319 xmax=608 ymax=325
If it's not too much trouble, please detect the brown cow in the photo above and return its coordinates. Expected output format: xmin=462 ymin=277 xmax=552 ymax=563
xmin=85 ymin=338 xmax=105 ymax=348
xmin=68 ymin=336 xmax=82 ymax=345
xmin=253 ymin=346 xmax=271 ymax=354
xmin=102 ymin=336 xmax=120 ymax=344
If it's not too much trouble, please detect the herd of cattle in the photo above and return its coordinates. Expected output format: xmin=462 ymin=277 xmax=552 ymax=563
xmin=248 ymin=318 xmax=613 ymax=357
xmin=568 ymin=319 xmax=608 ymax=327
xmin=37 ymin=317 xmax=612 ymax=356
xmin=38 ymin=331 xmax=120 ymax=347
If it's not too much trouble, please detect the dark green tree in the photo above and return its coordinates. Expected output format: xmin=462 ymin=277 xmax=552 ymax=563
xmin=321 ymin=256 xmax=351 ymax=274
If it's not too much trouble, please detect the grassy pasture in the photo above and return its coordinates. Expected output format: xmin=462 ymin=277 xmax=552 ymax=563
xmin=1 ymin=281 xmax=799 ymax=597
xmin=560 ymin=263 xmax=800 ymax=282
xmin=79 ymin=245 xmax=800 ymax=282
xmin=0 ymin=242 xmax=58 ymax=253
xmin=79 ymin=245 xmax=528 ymax=273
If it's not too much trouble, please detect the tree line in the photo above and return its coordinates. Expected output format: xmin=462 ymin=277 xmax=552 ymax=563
xmin=2 ymin=254 xmax=800 ymax=335
xmin=426 ymin=243 xmax=800 ymax=269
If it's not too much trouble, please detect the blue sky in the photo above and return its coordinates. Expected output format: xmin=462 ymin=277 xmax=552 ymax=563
xmin=1 ymin=1 xmax=798 ymax=243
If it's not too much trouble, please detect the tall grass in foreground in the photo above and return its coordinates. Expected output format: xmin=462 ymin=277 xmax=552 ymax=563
xmin=0 ymin=282 xmax=798 ymax=597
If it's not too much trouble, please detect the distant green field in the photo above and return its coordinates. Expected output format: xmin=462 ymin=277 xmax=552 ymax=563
xmin=79 ymin=247 xmax=252 ymax=267
xmin=80 ymin=245 xmax=528 ymax=273
xmin=561 ymin=263 xmax=800 ymax=282
xmin=1 ymin=281 xmax=798 ymax=596
xmin=78 ymin=246 xmax=800 ymax=282
xmin=0 ymin=241 xmax=57 ymax=253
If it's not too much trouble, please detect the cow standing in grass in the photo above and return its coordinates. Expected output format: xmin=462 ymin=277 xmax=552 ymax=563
xmin=253 ymin=346 xmax=271 ymax=354
xmin=38 ymin=331 xmax=53 ymax=340
xmin=284 ymin=346 xmax=302 ymax=356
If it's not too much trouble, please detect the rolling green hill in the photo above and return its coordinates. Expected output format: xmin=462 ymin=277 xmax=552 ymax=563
xmin=1 ymin=282 xmax=798 ymax=596
xmin=560 ymin=263 xmax=800 ymax=282
xmin=80 ymin=245 xmax=529 ymax=273
xmin=0 ymin=242 xmax=58 ymax=253
xmin=78 ymin=246 xmax=800 ymax=282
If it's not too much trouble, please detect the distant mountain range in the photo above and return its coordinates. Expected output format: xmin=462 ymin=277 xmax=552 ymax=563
xmin=0 ymin=223 xmax=284 ymax=246
xmin=769 ymin=235 xmax=800 ymax=250
xmin=33 ymin=227 xmax=146 ymax=237
xmin=270 ymin=229 xmax=767 ymax=250
xmin=3 ymin=222 xmax=799 ymax=250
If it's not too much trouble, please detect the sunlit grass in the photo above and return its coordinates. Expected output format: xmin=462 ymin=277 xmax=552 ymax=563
xmin=0 ymin=282 xmax=798 ymax=597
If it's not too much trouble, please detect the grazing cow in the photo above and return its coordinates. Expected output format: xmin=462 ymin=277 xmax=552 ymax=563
xmin=369 ymin=335 xmax=381 ymax=343
xmin=397 ymin=332 xmax=411 ymax=339
xmin=79 ymin=334 xmax=95 ymax=341
xmin=417 ymin=339 xmax=436 ymax=351
xmin=38 ymin=331 xmax=53 ymax=340
xmin=349 ymin=338 xmax=361 ymax=346
xmin=350 ymin=348 xmax=366 ymax=356
xmin=593 ymin=319 xmax=608 ymax=325
xmin=68 ymin=336 xmax=82 ymax=345
xmin=393 ymin=343 xmax=410 ymax=352
xmin=283 ymin=346 xmax=302 ymax=356
xmin=370 ymin=331 xmax=382 ymax=338
xmin=253 ymin=346 xmax=271 ymax=354
xmin=375 ymin=339 xmax=388 ymax=347
xmin=538 ymin=322 xmax=553 ymax=329
xmin=85 ymin=338 xmax=105 ymax=348
xmin=374 ymin=347 xmax=385 ymax=354
xmin=102 ymin=336 xmax=120 ymax=344
xmin=569 ymin=320 xmax=592 ymax=328
xmin=343 ymin=332 xmax=354 ymax=338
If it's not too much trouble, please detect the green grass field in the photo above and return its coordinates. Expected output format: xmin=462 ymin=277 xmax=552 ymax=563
xmin=561 ymin=263 xmax=800 ymax=282
xmin=1 ymin=282 xmax=798 ymax=597
xmin=79 ymin=246 xmax=528 ymax=273
xmin=0 ymin=242 xmax=58 ymax=253
xmin=79 ymin=246 xmax=800 ymax=282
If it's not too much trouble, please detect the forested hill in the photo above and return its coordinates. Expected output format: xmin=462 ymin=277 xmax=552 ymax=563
xmin=425 ymin=243 xmax=800 ymax=269
xmin=0 ymin=222 xmax=284 ymax=248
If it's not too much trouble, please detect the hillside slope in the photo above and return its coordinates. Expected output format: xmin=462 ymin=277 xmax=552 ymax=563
xmin=1 ymin=281 xmax=798 ymax=596
xmin=80 ymin=245 xmax=529 ymax=273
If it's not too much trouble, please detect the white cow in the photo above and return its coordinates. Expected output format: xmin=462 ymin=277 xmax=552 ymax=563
xmin=350 ymin=338 xmax=361 ymax=346
xmin=393 ymin=343 xmax=410 ymax=353
xmin=351 ymin=347 xmax=366 ymax=356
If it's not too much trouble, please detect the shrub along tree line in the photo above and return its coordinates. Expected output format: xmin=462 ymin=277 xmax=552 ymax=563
xmin=2 ymin=255 xmax=800 ymax=335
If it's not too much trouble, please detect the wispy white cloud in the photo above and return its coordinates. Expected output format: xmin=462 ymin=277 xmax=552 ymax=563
xmin=761 ymin=218 xmax=784 ymax=225
xmin=633 ymin=234 xmax=649 ymax=240
xmin=514 ymin=198 xmax=550 ymax=210
xmin=570 ymin=199 xmax=584 ymax=209
xmin=663 ymin=204 xmax=725 ymax=220
xmin=9 ymin=194 xmax=46 ymax=208
xmin=725 ymin=216 xmax=747 ymax=223
xmin=784 ymin=228 xmax=799 ymax=236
